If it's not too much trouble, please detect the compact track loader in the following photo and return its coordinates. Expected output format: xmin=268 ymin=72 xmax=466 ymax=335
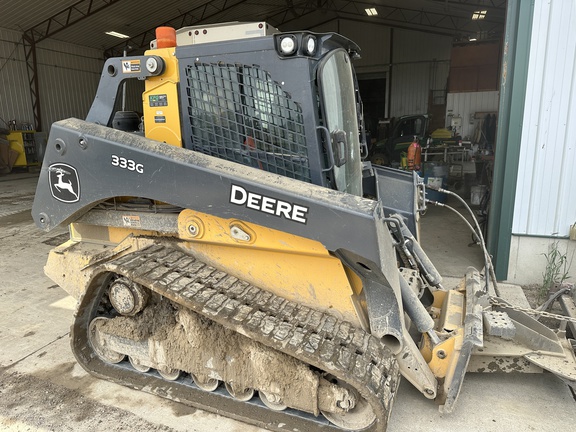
xmin=32 ymin=23 xmax=576 ymax=432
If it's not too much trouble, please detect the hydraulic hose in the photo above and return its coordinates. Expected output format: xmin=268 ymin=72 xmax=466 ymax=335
xmin=426 ymin=185 xmax=498 ymax=295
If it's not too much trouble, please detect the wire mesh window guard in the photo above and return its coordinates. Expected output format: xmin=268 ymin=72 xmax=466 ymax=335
xmin=185 ymin=63 xmax=311 ymax=182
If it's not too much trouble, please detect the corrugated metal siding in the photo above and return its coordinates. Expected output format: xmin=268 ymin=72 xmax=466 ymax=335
xmin=0 ymin=28 xmax=32 ymax=128
xmin=18 ymin=0 xmax=283 ymax=52
xmin=446 ymin=91 xmax=500 ymax=139
xmin=307 ymin=23 xmax=451 ymax=117
xmin=0 ymin=27 xmax=106 ymax=131
xmin=0 ymin=27 xmax=143 ymax=133
xmin=393 ymin=29 xmax=452 ymax=63
xmin=36 ymin=39 xmax=105 ymax=131
xmin=391 ymin=63 xmax=432 ymax=115
xmin=2 ymin=0 xmax=197 ymax=49
xmin=389 ymin=29 xmax=452 ymax=117
xmin=512 ymin=0 xmax=576 ymax=237
xmin=338 ymin=21 xmax=391 ymax=74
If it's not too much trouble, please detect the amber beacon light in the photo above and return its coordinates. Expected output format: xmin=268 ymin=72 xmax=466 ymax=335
xmin=156 ymin=26 xmax=176 ymax=48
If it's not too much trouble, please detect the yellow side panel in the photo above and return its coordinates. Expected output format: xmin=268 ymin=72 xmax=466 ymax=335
xmin=69 ymin=208 xmax=365 ymax=327
xmin=178 ymin=209 xmax=363 ymax=327
xmin=143 ymin=47 xmax=182 ymax=147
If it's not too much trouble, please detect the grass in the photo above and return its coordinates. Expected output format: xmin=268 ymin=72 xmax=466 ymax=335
xmin=540 ymin=240 xmax=573 ymax=303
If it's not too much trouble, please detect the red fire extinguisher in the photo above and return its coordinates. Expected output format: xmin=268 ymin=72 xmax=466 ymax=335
xmin=407 ymin=135 xmax=421 ymax=171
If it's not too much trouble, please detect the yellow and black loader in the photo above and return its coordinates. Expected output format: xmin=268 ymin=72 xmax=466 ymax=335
xmin=32 ymin=23 xmax=576 ymax=432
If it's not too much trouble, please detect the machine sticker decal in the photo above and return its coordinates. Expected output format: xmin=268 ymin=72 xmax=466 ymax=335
xmin=154 ymin=116 xmax=166 ymax=123
xmin=122 ymin=215 xmax=142 ymax=228
xmin=122 ymin=59 xmax=141 ymax=73
xmin=230 ymin=184 xmax=309 ymax=224
xmin=111 ymin=154 xmax=144 ymax=173
xmin=48 ymin=163 xmax=80 ymax=203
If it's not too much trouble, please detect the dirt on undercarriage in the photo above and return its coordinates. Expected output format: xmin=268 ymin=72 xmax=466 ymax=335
xmin=98 ymin=296 xmax=322 ymax=412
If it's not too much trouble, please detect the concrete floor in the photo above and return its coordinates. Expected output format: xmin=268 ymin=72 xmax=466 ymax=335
xmin=420 ymin=196 xmax=485 ymax=278
xmin=0 ymin=172 xmax=574 ymax=431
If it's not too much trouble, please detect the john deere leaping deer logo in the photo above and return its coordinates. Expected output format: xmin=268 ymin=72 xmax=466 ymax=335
xmin=48 ymin=163 xmax=80 ymax=203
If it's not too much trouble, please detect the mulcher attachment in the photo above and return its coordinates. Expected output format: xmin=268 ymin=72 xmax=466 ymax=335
xmin=420 ymin=267 xmax=576 ymax=414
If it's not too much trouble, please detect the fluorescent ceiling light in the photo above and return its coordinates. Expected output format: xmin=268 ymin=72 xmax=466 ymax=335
xmin=365 ymin=8 xmax=378 ymax=16
xmin=469 ymin=37 xmax=478 ymax=42
xmin=105 ymin=31 xmax=130 ymax=39
xmin=472 ymin=10 xmax=487 ymax=20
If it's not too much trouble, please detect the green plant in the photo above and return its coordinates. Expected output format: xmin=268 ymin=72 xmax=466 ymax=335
xmin=540 ymin=240 xmax=573 ymax=302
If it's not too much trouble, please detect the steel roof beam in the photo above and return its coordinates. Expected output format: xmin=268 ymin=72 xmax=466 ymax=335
xmin=23 ymin=0 xmax=124 ymax=44
xmin=267 ymin=0 xmax=503 ymax=37
xmin=426 ymin=0 xmax=506 ymax=10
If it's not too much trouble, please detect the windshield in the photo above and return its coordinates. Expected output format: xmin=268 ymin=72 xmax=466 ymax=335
xmin=318 ymin=49 xmax=363 ymax=196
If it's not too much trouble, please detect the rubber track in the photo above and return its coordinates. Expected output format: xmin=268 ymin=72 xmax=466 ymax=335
xmin=87 ymin=242 xmax=400 ymax=431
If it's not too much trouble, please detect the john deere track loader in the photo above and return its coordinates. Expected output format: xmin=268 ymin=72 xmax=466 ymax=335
xmin=32 ymin=23 xmax=576 ymax=432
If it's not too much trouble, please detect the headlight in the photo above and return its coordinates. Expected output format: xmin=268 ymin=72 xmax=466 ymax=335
xmin=278 ymin=35 xmax=297 ymax=55
xmin=304 ymin=35 xmax=317 ymax=56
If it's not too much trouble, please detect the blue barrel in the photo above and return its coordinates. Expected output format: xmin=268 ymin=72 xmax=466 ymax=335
xmin=423 ymin=162 xmax=448 ymax=203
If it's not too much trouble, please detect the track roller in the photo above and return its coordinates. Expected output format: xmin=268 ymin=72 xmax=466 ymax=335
xmin=225 ymin=382 xmax=255 ymax=401
xmin=320 ymin=379 xmax=376 ymax=431
xmin=129 ymin=356 xmax=151 ymax=373
xmin=259 ymin=391 xmax=287 ymax=411
xmin=159 ymin=368 xmax=181 ymax=381
xmin=192 ymin=374 xmax=219 ymax=391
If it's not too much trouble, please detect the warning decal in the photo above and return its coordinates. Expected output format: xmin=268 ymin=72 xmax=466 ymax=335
xmin=122 ymin=215 xmax=141 ymax=228
xmin=122 ymin=60 xmax=141 ymax=73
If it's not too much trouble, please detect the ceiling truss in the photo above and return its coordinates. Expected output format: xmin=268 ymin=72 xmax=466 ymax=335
xmin=104 ymin=0 xmax=505 ymax=56
xmin=24 ymin=0 xmax=124 ymax=44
